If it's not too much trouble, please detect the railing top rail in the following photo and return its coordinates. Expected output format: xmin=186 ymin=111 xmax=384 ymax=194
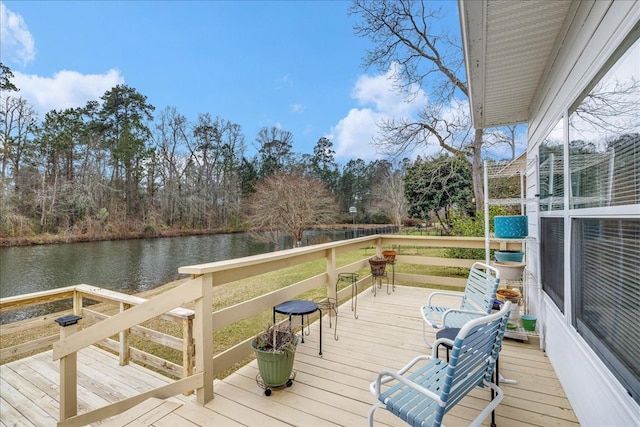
xmin=0 ymin=286 xmax=77 ymax=313
xmin=178 ymin=235 xmax=379 ymax=275
xmin=53 ymin=276 xmax=205 ymax=361
xmin=0 ymin=284 xmax=195 ymax=320
xmin=177 ymin=234 xmax=515 ymax=276
xmin=75 ymin=285 xmax=195 ymax=319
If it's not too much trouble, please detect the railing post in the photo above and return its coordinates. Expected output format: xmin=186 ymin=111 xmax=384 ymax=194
xmin=72 ymin=288 xmax=83 ymax=316
xmin=195 ymin=274 xmax=214 ymax=404
xmin=183 ymin=316 xmax=195 ymax=395
xmin=326 ymin=248 xmax=337 ymax=304
xmin=119 ymin=302 xmax=131 ymax=366
xmin=55 ymin=314 xmax=82 ymax=423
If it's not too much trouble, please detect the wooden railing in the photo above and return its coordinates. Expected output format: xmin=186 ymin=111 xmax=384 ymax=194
xmin=0 ymin=234 xmax=522 ymax=426
xmin=0 ymin=285 xmax=195 ymax=378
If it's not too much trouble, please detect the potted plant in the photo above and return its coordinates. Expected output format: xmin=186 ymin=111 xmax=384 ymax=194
xmin=382 ymin=249 xmax=397 ymax=261
xmin=251 ymin=323 xmax=298 ymax=395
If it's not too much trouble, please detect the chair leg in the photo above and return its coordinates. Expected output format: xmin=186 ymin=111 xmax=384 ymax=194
xmin=421 ymin=319 xmax=433 ymax=348
xmin=351 ymin=281 xmax=358 ymax=319
xmin=469 ymin=381 xmax=504 ymax=427
xmin=368 ymin=402 xmax=385 ymax=427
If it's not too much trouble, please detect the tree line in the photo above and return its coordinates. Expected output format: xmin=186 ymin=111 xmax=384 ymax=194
xmin=7 ymin=0 xmax=566 ymax=245
xmin=1 ymin=64 xmax=419 ymax=243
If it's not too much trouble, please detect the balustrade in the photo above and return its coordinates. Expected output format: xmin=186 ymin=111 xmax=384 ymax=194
xmin=0 ymin=234 xmax=523 ymax=426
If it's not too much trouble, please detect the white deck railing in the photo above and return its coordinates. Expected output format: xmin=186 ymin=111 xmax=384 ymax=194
xmin=0 ymin=234 xmax=523 ymax=426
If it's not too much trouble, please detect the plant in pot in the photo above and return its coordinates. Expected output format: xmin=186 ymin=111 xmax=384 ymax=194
xmin=251 ymin=322 xmax=298 ymax=396
xmin=382 ymin=249 xmax=397 ymax=261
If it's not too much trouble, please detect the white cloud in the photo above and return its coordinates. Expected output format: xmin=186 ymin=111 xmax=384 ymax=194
xmin=291 ymin=103 xmax=304 ymax=114
xmin=0 ymin=2 xmax=36 ymax=66
xmin=13 ymin=69 xmax=125 ymax=115
xmin=330 ymin=63 xmax=429 ymax=161
xmin=330 ymin=107 xmax=384 ymax=160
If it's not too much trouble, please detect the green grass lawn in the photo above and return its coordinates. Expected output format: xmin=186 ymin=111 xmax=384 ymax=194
xmin=133 ymin=245 xmax=470 ymax=379
xmin=1 ymin=245 xmax=471 ymax=381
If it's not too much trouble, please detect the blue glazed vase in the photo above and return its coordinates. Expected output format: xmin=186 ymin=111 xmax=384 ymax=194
xmin=494 ymin=215 xmax=528 ymax=238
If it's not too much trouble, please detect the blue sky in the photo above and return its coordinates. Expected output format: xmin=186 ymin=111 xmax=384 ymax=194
xmin=1 ymin=0 xmax=465 ymax=163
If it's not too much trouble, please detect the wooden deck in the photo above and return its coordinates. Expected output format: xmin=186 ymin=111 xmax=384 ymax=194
xmin=1 ymin=286 xmax=579 ymax=426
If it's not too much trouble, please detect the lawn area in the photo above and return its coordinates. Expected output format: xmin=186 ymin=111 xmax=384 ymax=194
xmin=1 ymin=244 xmax=473 ymax=381
xmin=131 ymin=245 xmax=470 ymax=378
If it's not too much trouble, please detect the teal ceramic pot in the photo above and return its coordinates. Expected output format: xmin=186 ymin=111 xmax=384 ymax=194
xmin=494 ymin=215 xmax=528 ymax=238
xmin=495 ymin=250 xmax=525 ymax=262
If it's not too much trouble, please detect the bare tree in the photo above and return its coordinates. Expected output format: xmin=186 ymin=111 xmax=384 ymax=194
xmin=255 ymin=126 xmax=294 ymax=178
xmin=371 ymin=165 xmax=408 ymax=226
xmin=484 ymin=125 xmax=519 ymax=160
xmin=350 ymin=0 xmax=485 ymax=211
xmin=1 ymin=95 xmax=38 ymax=194
xmin=246 ymin=172 xmax=338 ymax=249
xmin=152 ymin=106 xmax=191 ymax=226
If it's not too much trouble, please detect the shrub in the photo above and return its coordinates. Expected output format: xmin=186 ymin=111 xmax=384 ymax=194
xmin=444 ymin=206 xmax=511 ymax=260
xmin=404 ymin=218 xmax=417 ymax=227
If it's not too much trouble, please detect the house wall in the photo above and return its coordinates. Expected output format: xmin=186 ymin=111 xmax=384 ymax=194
xmin=525 ymin=1 xmax=640 ymax=425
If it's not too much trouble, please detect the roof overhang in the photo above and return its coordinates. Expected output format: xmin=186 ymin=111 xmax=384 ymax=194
xmin=458 ymin=0 xmax=574 ymax=129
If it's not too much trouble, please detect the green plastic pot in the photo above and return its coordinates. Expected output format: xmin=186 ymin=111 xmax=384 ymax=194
xmin=252 ymin=336 xmax=298 ymax=387
xmin=521 ymin=314 xmax=537 ymax=332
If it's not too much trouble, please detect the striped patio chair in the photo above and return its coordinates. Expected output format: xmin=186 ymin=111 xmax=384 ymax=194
xmin=421 ymin=262 xmax=500 ymax=347
xmin=369 ymin=301 xmax=512 ymax=427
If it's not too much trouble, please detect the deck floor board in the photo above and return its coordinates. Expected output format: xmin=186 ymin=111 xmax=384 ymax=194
xmin=1 ymin=285 xmax=579 ymax=426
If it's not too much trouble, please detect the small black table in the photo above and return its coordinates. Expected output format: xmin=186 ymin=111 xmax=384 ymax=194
xmin=435 ymin=327 xmax=460 ymax=362
xmin=273 ymin=300 xmax=322 ymax=355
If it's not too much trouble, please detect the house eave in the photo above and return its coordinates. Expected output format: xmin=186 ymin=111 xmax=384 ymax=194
xmin=459 ymin=0 xmax=574 ymax=129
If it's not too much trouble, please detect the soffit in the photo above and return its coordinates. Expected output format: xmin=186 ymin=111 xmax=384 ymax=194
xmin=459 ymin=0 xmax=573 ymax=128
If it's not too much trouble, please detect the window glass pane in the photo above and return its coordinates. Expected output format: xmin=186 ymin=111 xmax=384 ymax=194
xmin=538 ymin=119 xmax=564 ymax=211
xmin=572 ymin=218 xmax=640 ymax=404
xmin=540 ymin=218 xmax=564 ymax=312
xmin=568 ymin=38 xmax=640 ymax=209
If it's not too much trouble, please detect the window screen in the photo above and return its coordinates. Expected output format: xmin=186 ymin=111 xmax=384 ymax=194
xmin=572 ymin=218 xmax=640 ymax=403
xmin=540 ymin=218 xmax=564 ymax=312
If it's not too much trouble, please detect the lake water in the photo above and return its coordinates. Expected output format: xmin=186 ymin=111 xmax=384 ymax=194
xmin=0 ymin=230 xmax=348 ymax=299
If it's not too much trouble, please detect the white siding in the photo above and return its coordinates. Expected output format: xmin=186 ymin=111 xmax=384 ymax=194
xmin=526 ymin=1 xmax=640 ymax=425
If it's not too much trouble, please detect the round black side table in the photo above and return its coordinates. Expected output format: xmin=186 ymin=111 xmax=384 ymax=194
xmin=273 ymin=300 xmax=322 ymax=355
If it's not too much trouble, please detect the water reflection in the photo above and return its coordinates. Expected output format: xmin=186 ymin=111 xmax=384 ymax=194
xmin=0 ymin=231 xmax=347 ymax=299
xmin=0 ymin=231 xmax=348 ymax=323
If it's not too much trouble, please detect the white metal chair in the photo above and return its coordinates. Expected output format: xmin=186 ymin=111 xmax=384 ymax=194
xmin=369 ymin=301 xmax=512 ymax=427
xmin=421 ymin=262 xmax=500 ymax=347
